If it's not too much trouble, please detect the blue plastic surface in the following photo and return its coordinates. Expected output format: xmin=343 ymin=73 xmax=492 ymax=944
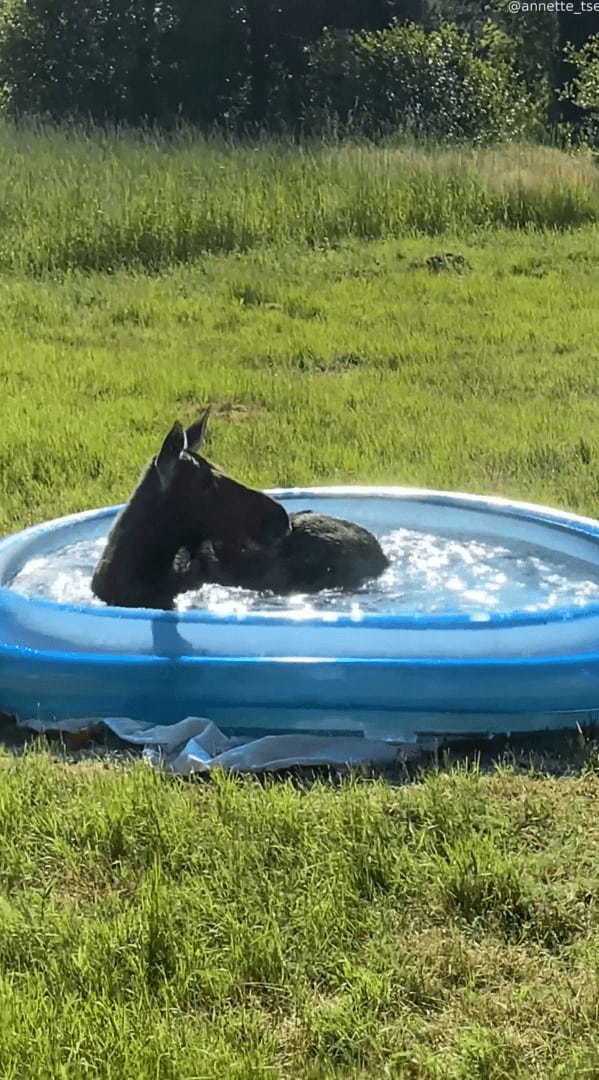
xmin=2 ymin=487 xmax=599 ymax=740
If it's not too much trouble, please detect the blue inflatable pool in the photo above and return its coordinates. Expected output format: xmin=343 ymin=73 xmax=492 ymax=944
xmin=2 ymin=487 xmax=599 ymax=741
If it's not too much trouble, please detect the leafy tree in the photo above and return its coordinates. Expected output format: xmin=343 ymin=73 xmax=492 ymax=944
xmin=426 ymin=0 xmax=558 ymax=121
xmin=0 ymin=0 xmax=594 ymax=135
xmin=158 ymin=0 xmax=249 ymax=126
xmin=556 ymin=12 xmax=599 ymax=124
xmin=306 ymin=21 xmax=531 ymax=141
xmin=241 ymin=0 xmax=432 ymax=128
xmin=560 ymin=34 xmax=599 ymax=142
xmin=0 ymin=0 xmax=166 ymax=121
xmin=0 ymin=0 xmax=248 ymax=123
xmin=563 ymin=35 xmax=599 ymax=111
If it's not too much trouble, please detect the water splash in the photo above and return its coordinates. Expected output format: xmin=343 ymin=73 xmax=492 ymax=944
xmin=8 ymin=527 xmax=599 ymax=618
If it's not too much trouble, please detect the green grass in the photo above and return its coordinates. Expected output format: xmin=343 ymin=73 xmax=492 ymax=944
xmin=1 ymin=227 xmax=598 ymax=534
xmin=2 ymin=748 xmax=599 ymax=1078
xmin=2 ymin=228 xmax=599 ymax=1074
xmin=2 ymin=128 xmax=599 ymax=1076
xmin=0 ymin=125 xmax=598 ymax=274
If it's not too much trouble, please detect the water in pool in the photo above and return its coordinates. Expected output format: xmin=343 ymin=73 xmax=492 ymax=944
xmin=8 ymin=527 xmax=599 ymax=616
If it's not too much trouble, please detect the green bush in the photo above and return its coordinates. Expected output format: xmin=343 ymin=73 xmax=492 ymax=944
xmin=560 ymin=34 xmax=599 ymax=146
xmin=306 ymin=22 xmax=532 ymax=142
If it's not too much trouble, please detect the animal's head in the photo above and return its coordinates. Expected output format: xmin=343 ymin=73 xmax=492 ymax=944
xmin=153 ymin=409 xmax=290 ymax=551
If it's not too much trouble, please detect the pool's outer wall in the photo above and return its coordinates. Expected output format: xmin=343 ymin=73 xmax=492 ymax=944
xmin=3 ymin=487 xmax=599 ymax=741
xmin=4 ymin=647 xmax=599 ymax=741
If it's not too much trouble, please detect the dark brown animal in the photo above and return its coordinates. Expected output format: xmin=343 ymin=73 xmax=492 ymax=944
xmin=189 ymin=513 xmax=389 ymax=596
xmin=91 ymin=412 xmax=290 ymax=609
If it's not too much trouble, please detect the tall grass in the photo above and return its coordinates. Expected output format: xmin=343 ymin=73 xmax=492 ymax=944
xmin=1 ymin=123 xmax=598 ymax=274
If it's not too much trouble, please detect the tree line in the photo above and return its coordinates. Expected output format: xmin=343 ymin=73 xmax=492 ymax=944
xmin=0 ymin=1 xmax=597 ymax=140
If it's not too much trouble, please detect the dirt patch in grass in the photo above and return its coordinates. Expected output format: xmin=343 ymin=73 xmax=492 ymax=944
xmin=409 ymin=251 xmax=472 ymax=274
xmin=177 ymin=398 xmax=267 ymax=425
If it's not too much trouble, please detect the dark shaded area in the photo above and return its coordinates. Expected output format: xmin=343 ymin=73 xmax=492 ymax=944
xmin=0 ymin=1 xmax=595 ymax=135
xmin=3 ymin=708 xmax=599 ymax=783
xmin=0 ymin=709 xmax=139 ymax=764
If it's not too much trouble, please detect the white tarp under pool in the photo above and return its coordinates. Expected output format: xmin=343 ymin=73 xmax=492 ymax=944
xmin=16 ymin=713 xmax=417 ymax=773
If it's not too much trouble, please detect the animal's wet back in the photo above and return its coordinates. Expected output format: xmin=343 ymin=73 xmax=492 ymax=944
xmin=9 ymin=525 xmax=599 ymax=616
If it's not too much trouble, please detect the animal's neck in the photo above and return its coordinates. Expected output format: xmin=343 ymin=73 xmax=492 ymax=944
xmin=112 ymin=476 xmax=183 ymax=579
xmin=93 ymin=467 xmax=189 ymax=607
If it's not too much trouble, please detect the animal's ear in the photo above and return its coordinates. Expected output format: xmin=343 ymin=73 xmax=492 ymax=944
xmin=155 ymin=422 xmax=186 ymax=489
xmin=185 ymin=408 xmax=210 ymax=453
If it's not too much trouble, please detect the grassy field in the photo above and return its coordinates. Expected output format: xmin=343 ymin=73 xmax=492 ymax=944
xmin=4 ymin=748 xmax=599 ymax=1078
xmin=2 ymin=129 xmax=599 ymax=1076
xmin=1 ymin=125 xmax=599 ymax=274
xmin=1 ymin=226 xmax=599 ymax=535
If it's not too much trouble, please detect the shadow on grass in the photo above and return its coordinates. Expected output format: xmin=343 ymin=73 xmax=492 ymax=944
xmin=0 ymin=709 xmax=139 ymax=766
xmin=2 ymin=708 xmax=598 ymax=784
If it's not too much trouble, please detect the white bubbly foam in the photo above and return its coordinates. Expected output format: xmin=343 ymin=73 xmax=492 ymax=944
xmin=8 ymin=527 xmax=599 ymax=618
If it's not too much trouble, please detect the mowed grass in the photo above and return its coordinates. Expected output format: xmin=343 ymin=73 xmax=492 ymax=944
xmin=0 ymin=124 xmax=599 ymax=274
xmin=0 ymin=227 xmax=598 ymax=533
xmin=2 ymin=130 xmax=599 ymax=1076
xmin=3 ymin=749 xmax=599 ymax=1078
